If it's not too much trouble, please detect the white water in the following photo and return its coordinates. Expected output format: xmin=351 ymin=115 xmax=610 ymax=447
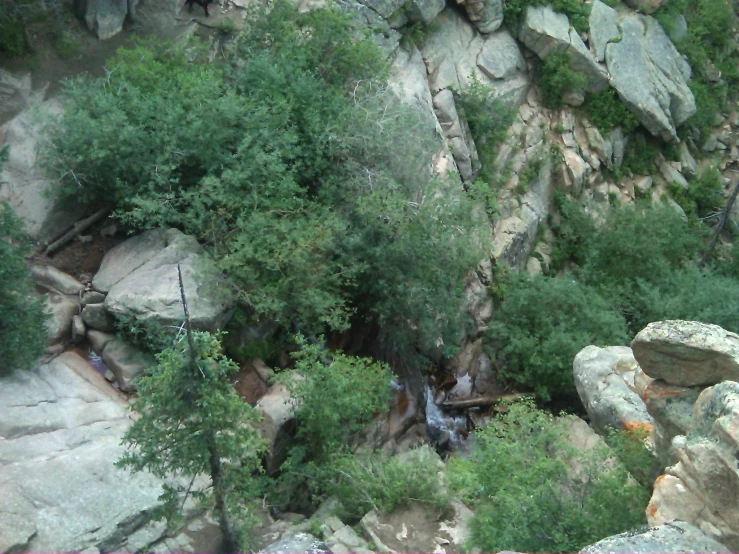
xmin=424 ymin=384 xmax=467 ymax=451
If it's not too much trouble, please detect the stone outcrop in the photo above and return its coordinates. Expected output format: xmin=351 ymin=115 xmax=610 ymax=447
xmin=0 ymin=353 xmax=169 ymax=552
xmin=0 ymin=69 xmax=31 ymax=126
xmin=96 ymin=228 xmax=235 ymax=332
xmin=256 ymin=379 xmax=297 ymax=474
xmin=647 ymin=382 xmax=739 ymax=549
xmin=101 ymin=338 xmax=156 ymax=392
xmin=0 ymin=100 xmax=84 ymax=243
xmin=520 ymin=5 xmax=608 ymax=94
xmin=573 ymin=345 xmax=655 ymax=435
xmin=580 ymin=520 xmax=729 ymax=553
xmin=605 ymin=15 xmax=695 ymax=141
xmin=31 ymin=264 xmax=85 ymax=296
xmin=457 ymin=0 xmax=504 ymax=34
xmin=589 ymin=0 xmax=620 ymax=63
xmin=631 ymin=320 xmax=739 ymax=387
xmin=76 ymin=0 xmax=139 ymax=39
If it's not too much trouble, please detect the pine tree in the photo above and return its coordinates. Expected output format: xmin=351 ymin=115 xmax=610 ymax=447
xmin=117 ymin=265 xmax=266 ymax=551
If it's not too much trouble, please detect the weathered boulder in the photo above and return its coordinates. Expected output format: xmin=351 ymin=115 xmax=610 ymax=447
xmin=45 ymin=293 xmax=80 ymax=346
xmin=256 ymin=379 xmax=297 ymax=474
xmin=78 ymin=0 xmax=138 ymax=39
xmin=81 ymin=302 xmax=116 ymax=332
xmin=262 ymin=533 xmax=331 ymax=553
xmin=97 ymin=228 xmax=235 ymax=332
xmin=631 ymin=320 xmax=739 ymax=387
xmin=31 ymin=264 xmax=85 ymax=295
xmin=87 ymin=329 xmax=115 ymax=354
xmin=647 ymin=382 xmax=739 ymax=549
xmin=458 ymin=0 xmax=504 ymax=34
xmin=0 ymin=101 xmax=83 ymax=243
xmin=0 ymin=69 xmax=31 ymax=126
xmin=574 ymin=345 xmax=655 ymax=436
xmin=101 ymin=338 xmax=156 ymax=392
xmin=520 ymin=5 xmax=608 ymax=93
xmin=589 ymin=0 xmax=620 ymax=63
xmin=360 ymin=498 xmax=471 ymax=552
xmin=623 ymin=0 xmax=669 ymax=14
xmin=605 ymin=15 xmax=695 ymax=141
xmin=405 ymin=0 xmax=446 ymax=24
xmin=0 ymin=352 xmax=168 ymax=552
xmin=580 ymin=520 xmax=729 ymax=552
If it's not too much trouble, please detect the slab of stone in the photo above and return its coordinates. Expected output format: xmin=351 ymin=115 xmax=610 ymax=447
xmin=632 ymin=320 xmax=739 ymax=387
xmin=82 ymin=302 xmax=116 ymax=332
xmin=589 ymin=0 xmax=620 ymax=62
xmin=45 ymin=293 xmax=80 ymax=345
xmin=101 ymin=338 xmax=156 ymax=392
xmin=31 ymin=264 xmax=85 ymax=295
xmin=580 ymin=520 xmax=729 ymax=552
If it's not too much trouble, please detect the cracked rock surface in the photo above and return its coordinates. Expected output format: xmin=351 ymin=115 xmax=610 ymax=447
xmin=0 ymin=353 xmax=165 ymax=552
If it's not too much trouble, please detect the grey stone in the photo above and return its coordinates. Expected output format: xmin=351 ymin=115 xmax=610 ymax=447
xmin=477 ymin=31 xmax=527 ymax=81
xmin=82 ymin=0 xmax=139 ymax=39
xmin=580 ymin=521 xmax=729 ymax=552
xmin=262 ymin=533 xmax=331 ymax=553
xmin=256 ymin=379 xmax=297 ymax=474
xmin=574 ymin=345 xmax=654 ymax=435
xmin=101 ymin=339 xmax=156 ymax=392
xmin=98 ymin=228 xmax=235 ymax=332
xmin=72 ymin=314 xmax=86 ymax=344
xmin=405 ymin=0 xmax=445 ymax=24
xmin=0 ymin=352 xmax=168 ymax=552
xmin=31 ymin=264 xmax=85 ymax=295
xmin=589 ymin=0 xmax=620 ymax=62
xmin=520 ymin=5 xmax=608 ymax=93
xmin=82 ymin=290 xmax=107 ymax=306
xmin=678 ymin=142 xmax=697 ymax=176
xmin=605 ymin=15 xmax=695 ymax=141
xmin=45 ymin=293 xmax=80 ymax=346
xmin=459 ymin=0 xmax=504 ymax=34
xmin=0 ymin=100 xmax=84 ymax=243
xmin=632 ymin=320 xmax=739 ymax=387
xmin=660 ymin=160 xmax=689 ymax=189
xmin=0 ymin=69 xmax=31 ymax=126
xmin=610 ymin=126 xmax=625 ymax=170
xmin=87 ymin=329 xmax=115 ymax=354
xmin=82 ymin=302 xmax=116 ymax=333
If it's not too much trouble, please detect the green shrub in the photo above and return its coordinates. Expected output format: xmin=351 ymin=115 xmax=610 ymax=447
xmin=456 ymin=77 xmax=516 ymax=185
xmin=668 ymin=166 xmax=723 ymax=218
xmin=0 ymin=146 xmax=47 ymax=375
xmin=503 ymin=0 xmax=591 ymax=33
xmin=325 ymin=448 xmax=448 ymax=520
xmin=52 ymin=31 xmax=79 ymax=59
xmin=538 ymin=52 xmax=587 ymax=109
xmin=583 ymin=89 xmax=639 ymax=134
xmin=447 ymin=401 xmax=649 ymax=552
xmin=486 ymin=273 xmax=628 ymax=400
xmin=621 ymin=133 xmax=658 ymax=175
xmin=0 ymin=18 xmax=26 ymax=55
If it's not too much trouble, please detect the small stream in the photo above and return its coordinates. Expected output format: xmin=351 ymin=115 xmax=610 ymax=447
xmin=424 ymin=384 xmax=469 ymax=455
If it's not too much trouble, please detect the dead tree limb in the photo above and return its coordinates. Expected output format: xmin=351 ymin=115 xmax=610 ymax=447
xmin=702 ymin=178 xmax=739 ymax=264
xmin=440 ymin=393 xmax=529 ymax=410
xmin=44 ymin=208 xmax=109 ymax=256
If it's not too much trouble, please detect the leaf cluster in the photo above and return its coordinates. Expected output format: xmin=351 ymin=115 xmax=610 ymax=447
xmin=582 ymin=88 xmax=639 ymax=134
xmin=446 ymin=400 xmax=649 ymax=552
xmin=537 ymin=51 xmax=588 ymax=109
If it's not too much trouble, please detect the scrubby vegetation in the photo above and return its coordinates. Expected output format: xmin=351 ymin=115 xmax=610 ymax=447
xmin=537 ymin=52 xmax=587 ymax=109
xmin=0 ymin=146 xmax=47 ymax=375
xmin=503 ymin=0 xmax=591 ymax=33
xmin=45 ymin=1 xmax=485 ymax=363
xmin=447 ymin=400 xmax=650 ymax=552
xmin=583 ymin=89 xmax=639 ymax=134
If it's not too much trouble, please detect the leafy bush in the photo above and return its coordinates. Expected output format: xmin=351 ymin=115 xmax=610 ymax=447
xmin=456 ymin=77 xmax=516 ymax=185
xmin=503 ymin=0 xmax=591 ymax=33
xmin=668 ymin=166 xmax=724 ymax=218
xmin=447 ymin=401 xmax=649 ymax=552
xmin=583 ymin=89 xmax=639 ymax=134
xmin=486 ymin=273 xmax=629 ymax=400
xmin=0 ymin=146 xmax=47 ymax=375
xmin=621 ymin=133 xmax=659 ymax=175
xmin=538 ymin=52 xmax=587 ymax=109
xmin=44 ymin=2 xmax=485 ymax=359
xmin=325 ymin=448 xmax=448 ymax=520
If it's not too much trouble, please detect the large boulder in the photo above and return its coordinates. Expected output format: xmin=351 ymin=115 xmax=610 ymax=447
xmin=96 ymin=228 xmax=235 ymax=332
xmin=631 ymin=320 xmax=739 ymax=387
xmin=101 ymin=338 xmax=156 ymax=392
xmin=520 ymin=5 xmax=608 ymax=94
xmin=605 ymin=15 xmax=695 ymax=141
xmin=31 ymin=265 xmax=85 ymax=295
xmin=256 ymin=379 xmax=297 ymax=474
xmin=589 ymin=0 xmax=620 ymax=63
xmin=580 ymin=520 xmax=729 ymax=553
xmin=0 ymin=353 xmax=169 ymax=552
xmin=647 ymin=382 xmax=739 ymax=549
xmin=573 ymin=345 xmax=655 ymax=436
xmin=0 ymin=69 xmax=31 ymax=126
xmin=458 ymin=0 xmax=504 ymax=34
xmin=78 ymin=0 xmax=139 ymax=39
xmin=0 ymin=101 xmax=83 ymax=243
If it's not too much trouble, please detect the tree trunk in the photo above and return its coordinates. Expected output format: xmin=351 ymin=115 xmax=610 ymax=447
xmin=208 ymin=435 xmax=237 ymax=553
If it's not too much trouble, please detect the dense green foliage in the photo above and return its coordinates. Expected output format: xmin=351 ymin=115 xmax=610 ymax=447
xmin=45 ymin=2 xmax=484 ymax=361
xmin=668 ymin=166 xmax=724 ymax=218
xmin=117 ymin=330 xmax=266 ymax=550
xmin=456 ymin=78 xmax=516 ymax=185
xmin=538 ymin=52 xmax=587 ymax=109
xmin=503 ymin=0 xmax=591 ymax=33
xmin=583 ymin=89 xmax=639 ymax=134
xmin=486 ymin=273 xmax=628 ymax=400
xmin=0 ymin=146 xmax=47 ymax=375
xmin=447 ymin=401 xmax=649 ymax=552
xmin=654 ymin=0 xmax=738 ymax=138
xmin=621 ymin=134 xmax=659 ymax=176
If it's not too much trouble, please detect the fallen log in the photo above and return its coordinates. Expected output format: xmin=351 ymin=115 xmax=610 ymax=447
xmin=440 ymin=393 xmax=529 ymax=410
xmin=44 ymin=208 xmax=109 ymax=256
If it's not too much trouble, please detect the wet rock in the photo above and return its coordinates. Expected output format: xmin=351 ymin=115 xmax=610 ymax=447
xmin=631 ymin=320 xmax=739 ymax=387
xmin=574 ymin=345 xmax=655 ymax=435
xmin=101 ymin=339 xmax=156 ymax=392
xmin=580 ymin=520 xmax=729 ymax=552
xmin=262 ymin=533 xmax=331 ymax=553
